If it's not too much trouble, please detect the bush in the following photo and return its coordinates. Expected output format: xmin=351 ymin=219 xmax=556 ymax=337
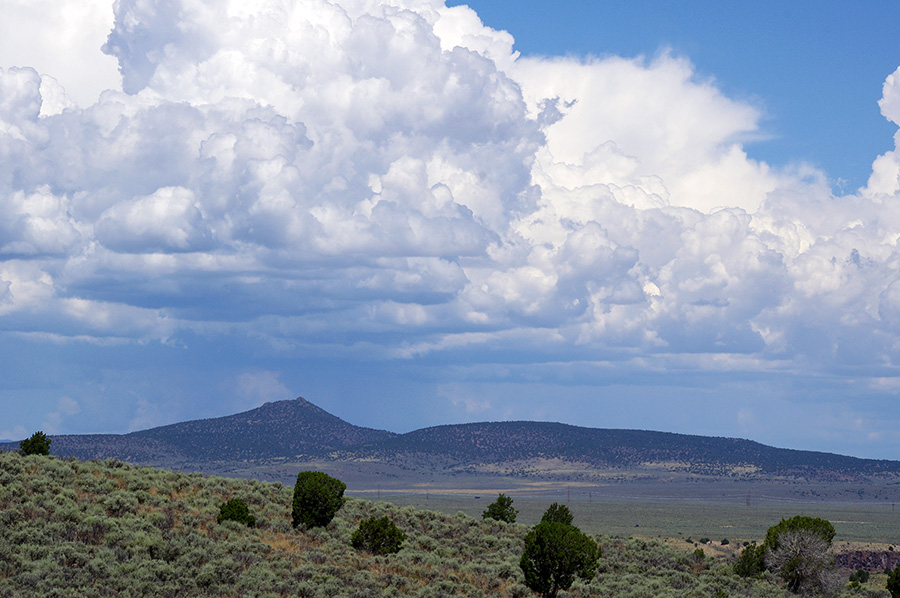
xmin=292 ymin=471 xmax=345 ymax=529
xmin=887 ymin=561 xmax=900 ymax=598
xmin=721 ymin=538 xmax=729 ymax=545
xmin=733 ymin=542 xmax=766 ymax=578
xmin=482 ymin=494 xmax=518 ymax=523
xmin=848 ymin=569 xmax=869 ymax=583
xmin=519 ymin=520 xmax=600 ymax=598
xmin=351 ymin=516 xmax=406 ymax=555
xmin=216 ymin=498 xmax=255 ymax=527
xmin=19 ymin=432 xmax=51 ymax=456
xmin=540 ymin=503 xmax=573 ymax=526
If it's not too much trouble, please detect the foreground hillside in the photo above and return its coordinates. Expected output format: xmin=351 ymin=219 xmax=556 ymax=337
xmin=0 ymin=451 xmax=888 ymax=597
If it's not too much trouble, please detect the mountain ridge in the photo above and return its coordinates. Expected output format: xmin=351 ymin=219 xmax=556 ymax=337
xmin=3 ymin=397 xmax=898 ymax=485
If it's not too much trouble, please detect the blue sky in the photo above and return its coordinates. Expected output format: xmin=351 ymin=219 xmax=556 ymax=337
xmin=1 ymin=0 xmax=900 ymax=460
xmin=449 ymin=0 xmax=900 ymax=192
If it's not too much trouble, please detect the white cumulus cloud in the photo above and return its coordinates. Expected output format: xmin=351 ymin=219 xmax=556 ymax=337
xmin=1 ymin=0 xmax=900 ymax=456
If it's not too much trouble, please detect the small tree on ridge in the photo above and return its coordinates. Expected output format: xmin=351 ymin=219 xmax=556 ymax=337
xmin=483 ymin=493 xmax=518 ymax=523
xmin=19 ymin=431 xmax=51 ymax=456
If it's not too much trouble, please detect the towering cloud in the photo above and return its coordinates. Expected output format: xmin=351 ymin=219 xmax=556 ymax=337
xmin=1 ymin=0 xmax=899 ymax=452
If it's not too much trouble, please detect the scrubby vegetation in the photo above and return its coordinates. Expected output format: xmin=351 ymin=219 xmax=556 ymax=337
xmin=217 ymin=498 xmax=256 ymax=527
xmin=0 ymin=451 xmax=891 ymax=597
xmin=887 ymin=561 xmax=900 ymax=597
xmin=350 ymin=516 xmax=406 ymax=555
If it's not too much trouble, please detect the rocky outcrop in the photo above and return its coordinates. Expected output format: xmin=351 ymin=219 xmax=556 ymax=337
xmin=836 ymin=550 xmax=900 ymax=572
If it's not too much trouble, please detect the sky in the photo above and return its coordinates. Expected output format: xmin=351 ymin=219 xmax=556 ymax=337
xmin=1 ymin=0 xmax=900 ymax=460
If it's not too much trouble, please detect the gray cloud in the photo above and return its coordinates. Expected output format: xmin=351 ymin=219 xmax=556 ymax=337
xmin=2 ymin=0 xmax=900 ymax=456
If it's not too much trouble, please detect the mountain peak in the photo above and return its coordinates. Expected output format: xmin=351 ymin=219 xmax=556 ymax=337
xmin=119 ymin=397 xmax=395 ymax=461
xmin=13 ymin=397 xmax=900 ymax=488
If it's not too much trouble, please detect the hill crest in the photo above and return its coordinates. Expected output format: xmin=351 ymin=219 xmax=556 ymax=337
xmin=3 ymin=397 xmax=899 ymax=485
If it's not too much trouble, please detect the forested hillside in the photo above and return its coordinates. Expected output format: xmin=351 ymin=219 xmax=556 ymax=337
xmin=0 ymin=451 xmax=889 ymax=597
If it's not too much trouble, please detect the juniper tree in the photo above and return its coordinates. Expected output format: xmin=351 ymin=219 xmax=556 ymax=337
xmin=292 ymin=471 xmax=345 ymax=529
xmin=540 ymin=503 xmax=573 ymax=526
xmin=482 ymin=493 xmax=518 ymax=523
xmin=19 ymin=431 xmax=51 ymax=456
xmin=519 ymin=520 xmax=600 ymax=598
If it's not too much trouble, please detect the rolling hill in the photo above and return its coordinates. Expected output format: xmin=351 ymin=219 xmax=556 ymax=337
xmin=1 ymin=398 xmax=394 ymax=465
xmin=342 ymin=420 xmax=900 ymax=481
xmin=4 ymin=397 xmax=900 ymax=487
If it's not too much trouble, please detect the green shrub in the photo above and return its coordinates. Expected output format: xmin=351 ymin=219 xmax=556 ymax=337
xmin=217 ymin=498 xmax=256 ymax=527
xmin=482 ymin=494 xmax=518 ymax=523
xmin=721 ymin=538 xmax=729 ymax=545
xmin=351 ymin=516 xmax=406 ymax=555
xmin=887 ymin=561 xmax=900 ymax=597
xmin=19 ymin=432 xmax=51 ymax=456
xmin=520 ymin=520 xmax=600 ymax=598
xmin=733 ymin=542 xmax=765 ymax=578
xmin=848 ymin=569 xmax=869 ymax=583
xmin=292 ymin=471 xmax=345 ymax=529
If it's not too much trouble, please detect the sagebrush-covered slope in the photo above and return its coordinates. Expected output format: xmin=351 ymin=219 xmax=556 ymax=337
xmin=0 ymin=451 xmax=815 ymax=597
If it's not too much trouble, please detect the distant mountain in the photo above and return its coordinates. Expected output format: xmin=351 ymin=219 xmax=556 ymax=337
xmin=128 ymin=397 xmax=395 ymax=461
xmin=344 ymin=421 xmax=900 ymax=481
xmin=4 ymin=397 xmax=899 ymax=484
xmin=2 ymin=398 xmax=394 ymax=464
